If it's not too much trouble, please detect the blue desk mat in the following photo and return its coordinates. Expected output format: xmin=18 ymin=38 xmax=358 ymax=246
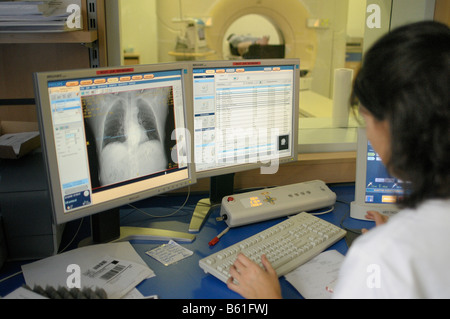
xmin=0 ymin=183 xmax=375 ymax=299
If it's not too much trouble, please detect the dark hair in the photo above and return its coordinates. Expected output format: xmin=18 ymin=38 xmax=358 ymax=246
xmin=352 ymin=21 xmax=450 ymax=208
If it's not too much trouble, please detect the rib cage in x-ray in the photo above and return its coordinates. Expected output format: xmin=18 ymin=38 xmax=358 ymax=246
xmin=83 ymin=87 xmax=172 ymax=187
xmin=102 ymin=93 xmax=164 ymax=149
xmin=102 ymin=101 xmax=127 ymax=148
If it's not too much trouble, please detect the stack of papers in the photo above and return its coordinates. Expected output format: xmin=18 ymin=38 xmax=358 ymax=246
xmin=19 ymin=242 xmax=155 ymax=299
xmin=0 ymin=0 xmax=82 ymax=32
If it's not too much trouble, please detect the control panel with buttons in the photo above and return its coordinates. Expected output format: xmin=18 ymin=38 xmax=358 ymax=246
xmin=220 ymin=180 xmax=336 ymax=227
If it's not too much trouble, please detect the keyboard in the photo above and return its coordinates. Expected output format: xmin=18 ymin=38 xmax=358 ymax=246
xmin=199 ymin=212 xmax=346 ymax=283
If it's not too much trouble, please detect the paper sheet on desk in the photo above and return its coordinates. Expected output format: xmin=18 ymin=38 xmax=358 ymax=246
xmin=284 ymin=250 xmax=344 ymax=299
xmin=21 ymin=242 xmax=155 ymax=299
xmin=146 ymin=240 xmax=193 ymax=266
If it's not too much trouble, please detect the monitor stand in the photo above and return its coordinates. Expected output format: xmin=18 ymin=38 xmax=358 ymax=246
xmin=79 ymin=208 xmax=195 ymax=247
xmin=188 ymin=173 xmax=235 ymax=233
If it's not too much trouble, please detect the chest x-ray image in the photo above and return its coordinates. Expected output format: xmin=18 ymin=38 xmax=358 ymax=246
xmin=83 ymin=87 xmax=175 ymax=189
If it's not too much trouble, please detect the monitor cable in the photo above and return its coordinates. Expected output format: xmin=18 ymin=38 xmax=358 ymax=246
xmin=128 ymin=186 xmax=191 ymax=219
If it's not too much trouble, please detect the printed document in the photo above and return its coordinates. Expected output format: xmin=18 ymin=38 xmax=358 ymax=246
xmin=21 ymin=242 xmax=154 ymax=299
xmin=284 ymin=250 xmax=344 ymax=299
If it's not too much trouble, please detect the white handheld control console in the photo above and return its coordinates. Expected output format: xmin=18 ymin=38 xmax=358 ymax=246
xmin=220 ymin=180 xmax=336 ymax=227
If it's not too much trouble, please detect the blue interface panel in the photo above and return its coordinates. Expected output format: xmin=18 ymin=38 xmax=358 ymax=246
xmin=364 ymin=141 xmax=406 ymax=204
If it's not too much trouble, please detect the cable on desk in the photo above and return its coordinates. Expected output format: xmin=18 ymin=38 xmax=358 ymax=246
xmin=1 ymin=218 xmax=85 ymax=288
xmin=337 ymin=200 xmax=362 ymax=235
xmin=128 ymin=186 xmax=191 ymax=219
xmin=0 ymin=270 xmax=23 ymax=284
xmin=57 ymin=217 xmax=85 ymax=254
xmin=309 ymin=205 xmax=334 ymax=216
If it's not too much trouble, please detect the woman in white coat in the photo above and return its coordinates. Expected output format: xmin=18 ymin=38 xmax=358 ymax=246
xmin=226 ymin=21 xmax=450 ymax=299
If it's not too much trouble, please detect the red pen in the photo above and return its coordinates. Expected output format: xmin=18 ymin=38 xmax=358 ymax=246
xmin=209 ymin=227 xmax=230 ymax=246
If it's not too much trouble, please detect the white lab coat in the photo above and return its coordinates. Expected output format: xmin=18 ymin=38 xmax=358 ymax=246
xmin=333 ymin=199 xmax=450 ymax=298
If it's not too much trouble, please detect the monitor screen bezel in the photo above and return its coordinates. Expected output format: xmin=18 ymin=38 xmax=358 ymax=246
xmin=190 ymin=58 xmax=300 ymax=179
xmin=351 ymin=127 xmax=401 ymax=220
xmin=34 ymin=63 xmax=196 ymax=225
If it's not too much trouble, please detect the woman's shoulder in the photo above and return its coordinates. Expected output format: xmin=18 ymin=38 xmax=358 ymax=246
xmin=351 ymin=198 xmax=450 ymax=257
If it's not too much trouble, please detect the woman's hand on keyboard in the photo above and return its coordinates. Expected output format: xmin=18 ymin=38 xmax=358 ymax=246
xmin=227 ymin=253 xmax=282 ymax=299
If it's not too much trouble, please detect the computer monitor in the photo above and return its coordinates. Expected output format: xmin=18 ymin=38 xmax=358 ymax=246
xmin=189 ymin=59 xmax=300 ymax=231
xmin=34 ymin=63 xmax=196 ymax=243
xmin=350 ymin=128 xmax=407 ymax=220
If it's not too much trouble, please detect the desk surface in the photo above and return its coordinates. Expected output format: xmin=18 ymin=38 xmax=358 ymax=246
xmin=0 ymin=183 xmax=373 ymax=299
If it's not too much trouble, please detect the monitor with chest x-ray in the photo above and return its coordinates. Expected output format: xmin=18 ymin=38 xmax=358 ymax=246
xmin=34 ymin=63 xmax=196 ymax=244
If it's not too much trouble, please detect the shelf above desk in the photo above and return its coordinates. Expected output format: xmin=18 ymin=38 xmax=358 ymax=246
xmin=0 ymin=30 xmax=98 ymax=44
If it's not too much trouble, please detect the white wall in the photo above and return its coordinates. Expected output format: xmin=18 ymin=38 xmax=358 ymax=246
xmin=120 ymin=0 xmax=159 ymax=65
xmin=347 ymin=0 xmax=366 ymax=38
xmin=391 ymin=0 xmax=435 ymax=28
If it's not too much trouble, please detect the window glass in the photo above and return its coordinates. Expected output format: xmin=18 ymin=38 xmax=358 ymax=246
xmin=115 ymin=0 xmax=434 ymax=153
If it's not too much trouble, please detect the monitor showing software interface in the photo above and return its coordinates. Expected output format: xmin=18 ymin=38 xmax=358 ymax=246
xmin=350 ymin=128 xmax=406 ymax=220
xmin=34 ymin=64 xmax=195 ymax=224
xmin=364 ymin=141 xmax=405 ymax=205
xmin=192 ymin=59 xmax=299 ymax=177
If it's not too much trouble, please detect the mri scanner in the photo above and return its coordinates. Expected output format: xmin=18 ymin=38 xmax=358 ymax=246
xmin=203 ymin=0 xmax=318 ymax=72
xmin=156 ymin=0 xmax=350 ymax=99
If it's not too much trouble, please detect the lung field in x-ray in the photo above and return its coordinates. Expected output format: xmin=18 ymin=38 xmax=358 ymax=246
xmin=82 ymin=87 xmax=175 ymax=190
